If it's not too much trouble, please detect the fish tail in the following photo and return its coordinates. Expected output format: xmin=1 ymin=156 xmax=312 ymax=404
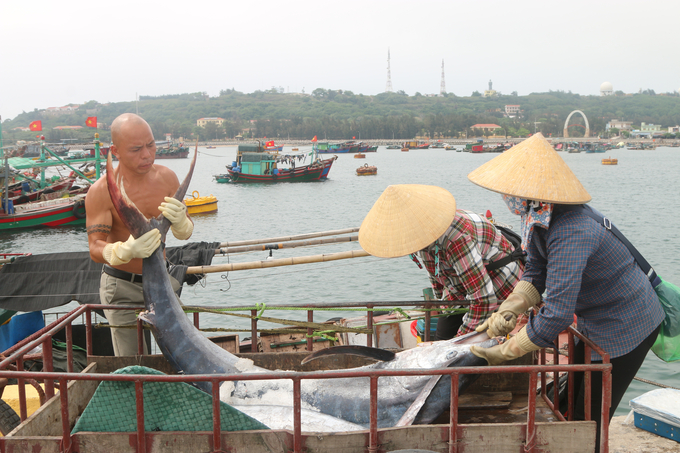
xmin=106 ymin=144 xmax=199 ymax=238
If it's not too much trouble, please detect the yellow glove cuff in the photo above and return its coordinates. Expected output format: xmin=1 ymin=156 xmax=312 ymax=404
xmin=514 ymin=327 xmax=541 ymax=354
xmin=171 ymin=218 xmax=194 ymax=240
xmin=513 ymin=281 xmax=541 ymax=307
xmin=103 ymin=242 xmax=131 ymax=266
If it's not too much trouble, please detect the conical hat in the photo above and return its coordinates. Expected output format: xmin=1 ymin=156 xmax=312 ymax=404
xmin=359 ymin=185 xmax=456 ymax=258
xmin=467 ymin=133 xmax=591 ymax=204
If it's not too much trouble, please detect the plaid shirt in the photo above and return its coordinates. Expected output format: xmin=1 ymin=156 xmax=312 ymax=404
xmin=418 ymin=210 xmax=524 ymax=336
xmin=522 ymin=207 xmax=664 ymax=360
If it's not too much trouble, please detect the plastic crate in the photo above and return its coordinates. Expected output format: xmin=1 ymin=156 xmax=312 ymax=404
xmin=634 ymin=412 xmax=679 ymax=443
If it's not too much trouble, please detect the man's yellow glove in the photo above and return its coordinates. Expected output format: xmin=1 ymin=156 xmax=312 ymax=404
xmin=470 ymin=327 xmax=541 ymax=365
xmin=102 ymin=230 xmax=161 ymax=266
xmin=159 ymin=197 xmax=194 ymax=240
xmin=475 ymin=281 xmax=541 ymax=338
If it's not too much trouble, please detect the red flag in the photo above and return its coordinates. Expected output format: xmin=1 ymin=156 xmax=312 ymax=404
xmin=29 ymin=121 xmax=42 ymax=131
xmin=86 ymin=117 xmax=97 ymax=128
xmin=265 ymin=140 xmax=275 ymax=147
xmin=352 ymin=136 xmax=356 ymax=139
xmin=311 ymin=135 xmax=317 ymax=142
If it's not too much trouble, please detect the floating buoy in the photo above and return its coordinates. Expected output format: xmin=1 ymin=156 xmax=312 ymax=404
xmin=356 ymin=164 xmax=378 ymax=176
xmin=184 ymin=190 xmax=218 ymax=214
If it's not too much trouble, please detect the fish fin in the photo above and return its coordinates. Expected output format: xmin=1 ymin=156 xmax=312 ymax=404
xmin=394 ymin=375 xmax=442 ymax=427
xmin=155 ymin=142 xmax=199 ymax=223
xmin=106 ymin=152 xmax=152 ymax=238
xmin=106 ymin=144 xmax=199 ymax=238
xmin=138 ymin=311 xmax=156 ymax=326
xmin=301 ymin=345 xmax=396 ymax=365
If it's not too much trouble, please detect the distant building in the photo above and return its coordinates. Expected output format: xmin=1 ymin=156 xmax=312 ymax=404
xmin=44 ymin=105 xmax=80 ymax=116
xmin=197 ymin=117 xmax=225 ymax=127
xmin=600 ymin=82 xmax=614 ymax=96
xmin=606 ymin=119 xmax=633 ymax=131
xmin=471 ymin=123 xmax=502 ymax=132
xmin=640 ymin=122 xmax=662 ymax=133
xmin=505 ymin=105 xmax=520 ymax=117
xmin=668 ymin=126 xmax=680 ymax=133
xmin=483 ymin=80 xmax=498 ymax=97
xmin=631 ymin=122 xmax=662 ymax=138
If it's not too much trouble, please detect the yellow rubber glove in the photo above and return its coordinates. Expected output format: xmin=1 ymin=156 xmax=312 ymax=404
xmin=470 ymin=327 xmax=541 ymax=366
xmin=476 ymin=281 xmax=541 ymax=338
xmin=102 ymin=230 xmax=161 ymax=266
xmin=159 ymin=197 xmax=194 ymax=240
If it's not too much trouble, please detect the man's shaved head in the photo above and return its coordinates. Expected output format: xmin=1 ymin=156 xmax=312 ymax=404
xmin=111 ymin=113 xmax=152 ymax=146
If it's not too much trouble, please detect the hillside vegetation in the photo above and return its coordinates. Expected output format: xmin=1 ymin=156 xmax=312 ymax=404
xmin=3 ymin=89 xmax=680 ymax=144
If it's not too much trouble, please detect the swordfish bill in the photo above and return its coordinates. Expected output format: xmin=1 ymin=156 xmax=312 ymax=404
xmin=105 ymin=145 xmax=265 ymax=393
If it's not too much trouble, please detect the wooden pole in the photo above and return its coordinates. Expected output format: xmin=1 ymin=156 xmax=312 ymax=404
xmin=215 ymin=235 xmax=358 ymax=254
xmin=218 ymin=227 xmax=359 ymax=248
xmin=187 ymin=249 xmax=370 ymax=275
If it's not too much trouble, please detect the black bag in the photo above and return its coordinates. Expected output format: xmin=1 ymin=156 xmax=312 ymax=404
xmin=485 ymin=225 xmax=527 ymax=272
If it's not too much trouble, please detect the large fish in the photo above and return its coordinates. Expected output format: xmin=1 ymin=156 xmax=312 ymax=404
xmin=106 ymin=149 xmax=498 ymax=430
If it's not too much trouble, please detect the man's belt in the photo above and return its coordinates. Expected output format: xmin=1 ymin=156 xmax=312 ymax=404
xmin=103 ymin=265 xmax=143 ymax=284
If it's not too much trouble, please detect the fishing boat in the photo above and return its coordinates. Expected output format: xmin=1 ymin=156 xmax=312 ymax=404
xmin=184 ymin=191 xmax=218 ymax=214
xmin=386 ymin=145 xmax=401 ymax=149
xmin=225 ymin=142 xmax=337 ymax=183
xmin=155 ymin=143 xmax=189 ymax=159
xmin=0 ymin=194 xmax=87 ymax=231
xmin=213 ymin=174 xmax=230 ymax=183
xmin=356 ymin=164 xmax=377 ymax=175
xmin=602 ymin=157 xmax=618 ymax=165
xmin=206 ymin=146 xmax=216 ymax=149
xmin=4 ymin=177 xmax=75 ymax=206
xmin=366 ymin=145 xmax=378 ymax=152
xmin=314 ymin=142 xmax=360 ymax=154
xmin=401 ymin=147 xmax=409 ymax=152
xmin=402 ymin=140 xmax=430 ymax=150
xmin=0 ymin=129 xmax=102 ymax=230
xmin=353 ymin=153 xmax=366 ymax=159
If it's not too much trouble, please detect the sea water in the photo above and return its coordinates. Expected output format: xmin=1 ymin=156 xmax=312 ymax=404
xmin=2 ymin=144 xmax=679 ymax=416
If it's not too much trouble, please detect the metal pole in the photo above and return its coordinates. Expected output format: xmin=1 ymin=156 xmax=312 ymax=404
xmin=94 ymin=132 xmax=101 ymax=180
xmin=40 ymin=136 xmax=46 ymax=188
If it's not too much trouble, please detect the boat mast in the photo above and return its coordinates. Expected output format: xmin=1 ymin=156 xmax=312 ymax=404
xmin=1 ymin=116 xmax=7 ymax=213
xmin=40 ymin=134 xmax=46 ymax=189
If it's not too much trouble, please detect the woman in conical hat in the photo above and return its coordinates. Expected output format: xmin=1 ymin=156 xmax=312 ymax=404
xmin=359 ymin=184 xmax=524 ymax=340
xmin=468 ymin=133 xmax=663 ymax=451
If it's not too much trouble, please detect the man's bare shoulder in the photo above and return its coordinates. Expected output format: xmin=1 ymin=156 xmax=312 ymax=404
xmin=153 ymin=164 xmax=180 ymax=188
xmin=85 ymin=176 xmax=112 ymax=206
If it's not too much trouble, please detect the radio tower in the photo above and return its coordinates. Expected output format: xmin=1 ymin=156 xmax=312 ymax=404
xmin=439 ymin=59 xmax=446 ymax=96
xmin=385 ymin=48 xmax=393 ymax=93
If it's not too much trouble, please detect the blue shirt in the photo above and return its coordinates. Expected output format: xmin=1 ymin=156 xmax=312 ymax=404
xmin=522 ymin=206 xmax=664 ymax=360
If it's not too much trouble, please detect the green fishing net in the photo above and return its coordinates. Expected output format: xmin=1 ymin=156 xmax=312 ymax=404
xmin=72 ymin=366 xmax=269 ymax=433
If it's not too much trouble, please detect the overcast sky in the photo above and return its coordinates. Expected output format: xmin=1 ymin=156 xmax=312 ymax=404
xmin=2 ymin=0 xmax=678 ymax=121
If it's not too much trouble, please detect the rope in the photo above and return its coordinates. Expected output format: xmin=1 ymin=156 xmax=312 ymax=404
xmin=633 ymin=376 xmax=680 ymax=391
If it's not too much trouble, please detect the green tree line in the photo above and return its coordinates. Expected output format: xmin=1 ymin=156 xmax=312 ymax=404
xmin=3 ymin=89 xmax=680 ymax=144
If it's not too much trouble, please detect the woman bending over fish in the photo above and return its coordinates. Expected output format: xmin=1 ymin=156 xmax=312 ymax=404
xmin=359 ymin=184 xmax=524 ymax=339
xmin=468 ymin=133 xmax=663 ymax=453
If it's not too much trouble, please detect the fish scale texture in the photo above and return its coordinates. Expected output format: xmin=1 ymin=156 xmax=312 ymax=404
xmin=71 ymin=366 xmax=268 ymax=433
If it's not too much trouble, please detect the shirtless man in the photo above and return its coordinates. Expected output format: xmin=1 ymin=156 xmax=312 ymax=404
xmin=86 ymin=113 xmax=194 ymax=356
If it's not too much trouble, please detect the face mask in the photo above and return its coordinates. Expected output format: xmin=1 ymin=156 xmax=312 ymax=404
xmin=502 ymin=195 xmax=553 ymax=249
